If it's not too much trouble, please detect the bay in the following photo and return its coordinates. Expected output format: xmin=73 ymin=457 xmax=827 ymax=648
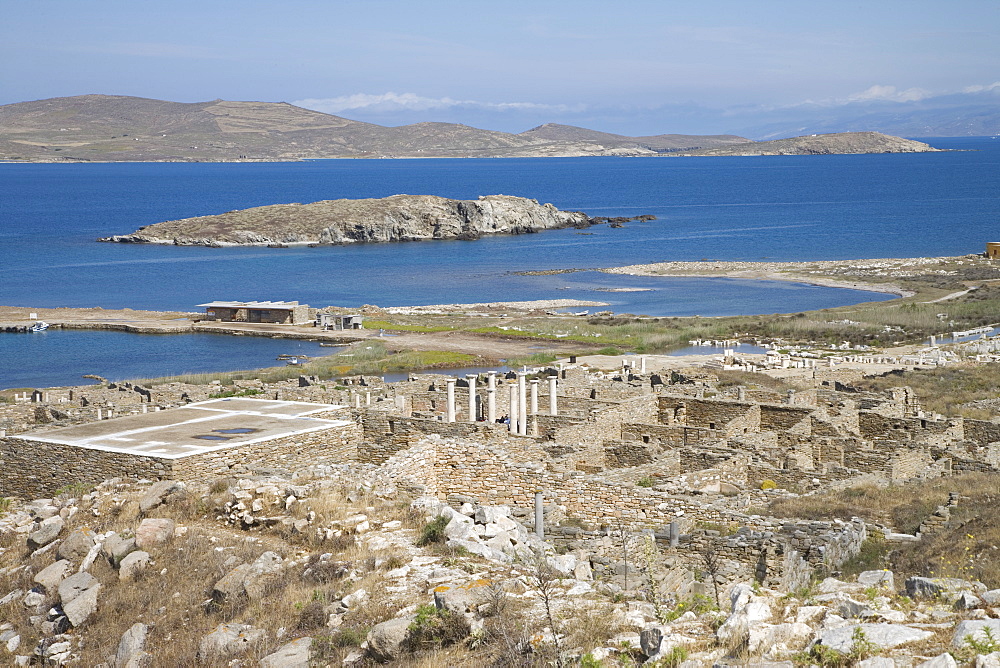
xmin=1 ymin=136 xmax=998 ymax=388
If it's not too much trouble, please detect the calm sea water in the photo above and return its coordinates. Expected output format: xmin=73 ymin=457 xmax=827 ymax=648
xmin=0 ymin=330 xmax=335 ymax=390
xmin=2 ymin=136 xmax=997 ymax=388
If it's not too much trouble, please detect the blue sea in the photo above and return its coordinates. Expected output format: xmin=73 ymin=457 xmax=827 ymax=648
xmin=2 ymin=136 xmax=998 ymax=388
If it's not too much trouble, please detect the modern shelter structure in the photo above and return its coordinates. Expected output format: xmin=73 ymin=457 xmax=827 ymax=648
xmin=198 ymin=300 xmax=310 ymax=324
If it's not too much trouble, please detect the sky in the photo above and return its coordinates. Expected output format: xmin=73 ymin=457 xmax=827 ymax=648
xmin=2 ymin=0 xmax=998 ymax=135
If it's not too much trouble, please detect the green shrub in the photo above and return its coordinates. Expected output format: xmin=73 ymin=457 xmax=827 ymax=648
xmin=406 ymin=603 xmax=470 ymax=650
xmin=637 ymin=476 xmax=655 ymax=488
xmin=417 ymin=515 xmax=450 ymax=546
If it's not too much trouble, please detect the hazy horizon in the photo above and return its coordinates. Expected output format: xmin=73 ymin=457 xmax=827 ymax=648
xmin=3 ymin=1 xmax=998 ymax=137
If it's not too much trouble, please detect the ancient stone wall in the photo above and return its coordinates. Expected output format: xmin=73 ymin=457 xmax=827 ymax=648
xmin=170 ymin=423 xmax=362 ymax=480
xmin=0 ymin=437 xmax=169 ymax=498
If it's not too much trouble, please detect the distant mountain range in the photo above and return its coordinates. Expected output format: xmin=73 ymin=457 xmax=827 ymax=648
xmin=0 ymin=95 xmax=945 ymax=162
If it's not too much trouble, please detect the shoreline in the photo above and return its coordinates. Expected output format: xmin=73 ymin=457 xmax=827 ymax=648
xmin=599 ymin=258 xmax=924 ymax=298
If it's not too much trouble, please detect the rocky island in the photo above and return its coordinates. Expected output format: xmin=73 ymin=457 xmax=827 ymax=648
xmin=98 ymin=194 xmax=621 ymax=247
xmin=669 ymin=131 xmax=941 ymax=156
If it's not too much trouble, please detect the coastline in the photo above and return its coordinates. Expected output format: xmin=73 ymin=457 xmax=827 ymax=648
xmin=599 ymin=258 xmax=925 ymax=298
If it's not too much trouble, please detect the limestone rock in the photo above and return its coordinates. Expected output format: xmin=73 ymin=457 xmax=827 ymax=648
xmin=367 ymin=616 xmax=414 ymax=662
xmin=138 ymin=480 xmax=186 ymax=513
xmin=56 ymin=528 xmax=96 ymax=562
xmin=118 ymin=551 xmax=151 ymax=581
xmin=27 ymin=518 xmax=64 ymax=550
xmin=260 ymin=637 xmax=313 ymax=668
xmin=134 ymin=518 xmax=175 ymax=549
xmin=197 ymin=623 xmax=265 ymax=661
xmin=33 ymin=560 xmax=73 ymax=593
xmin=906 ymin=576 xmax=985 ymax=601
xmin=917 ymin=653 xmax=958 ymax=668
xmin=952 ymin=620 xmax=1000 ymax=649
xmin=58 ymin=571 xmax=98 ymax=605
xmin=211 ymin=552 xmax=284 ymax=604
xmin=747 ymin=622 xmax=813 ymax=655
xmin=63 ymin=582 xmax=101 ymax=627
xmin=102 ymin=533 xmax=136 ymax=566
xmin=113 ymin=623 xmax=148 ymax=668
xmin=817 ymin=623 xmax=933 ymax=653
xmin=434 ymin=587 xmax=483 ymax=615
xmin=857 ymin=570 xmax=895 ymax=591
xmin=975 ymin=653 xmax=1000 ymax=668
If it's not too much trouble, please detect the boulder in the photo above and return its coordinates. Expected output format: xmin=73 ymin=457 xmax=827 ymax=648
xmin=975 ymin=653 xmax=1000 ymax=668
xmin=952 ymin=619 xmax=1000 ymax=649
xmin=367 ymin=616 xmax=413 ymax=662
xmin=546 ymin=554 xmax=577 ymax=578
xmin=27 ymin=518 xmax=64 ymax=550
xmin=63 ymin=582 xmax=101 ymax=627
xmin=640 ymin=625 xmax=669 ymax=657
xmin=33 ymin=560 xmax=73 ymax=593
xmin=817 ymin=624 xmax=933 ymax=653
xmin=243 ymin=551 xmax=284 ymax=600
xmin=434 ymin=587 xmax=483 ymax=615
xmin=118 ymin=551 xmax=151 ymax=581
xmin=982 ymin=590 xmax=1000 ymax=606
xmin=747 ymin=622 xmax=813 ymax=655
xmin=138 ymin=480 xmax=186 ymax=513
xmin=102 ymin=533 xmax=136 ymax=566
xmin=212 ymin=564 xmax=253 ymax=605
xmin=134 ymin=518 xmax=175 ymax=549
xmin=56 ymin=528 xmax=96 ymax=562
xmin=906 ymin=576 xmax=986 ymax=601
xmin=211 ymin=552 xmax=285 ymax=604
xmin=858 ymin=659 xmax=897 ymax=668
xmin=857 ymin=570 xmax=895 ymax=591
xmin=197 ymin=623 xmax=265 ymax=661
xmin=113 ymin=623 xmax=148 ymax=668
xmin=475 ymin=506 xmax=512 ymax=525
xmin=955 ymin=591 xmax=984 ymax=610
xmin=260 ymin=637 xmax=312 ymax=668
xmin=917 ymin=654 xmax=959 ymax=668
xmin=58 ymin=571 xmax=98 ymax=604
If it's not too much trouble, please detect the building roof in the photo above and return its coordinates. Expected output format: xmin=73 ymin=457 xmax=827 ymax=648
xmin=198 ymin=301 xmax=301 ymax=310
xmin=21 ymin=398 xmax=349 ymax=459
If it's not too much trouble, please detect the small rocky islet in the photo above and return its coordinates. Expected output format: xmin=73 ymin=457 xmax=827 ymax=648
xmin=98 ymin=194 xmax=654 ymax=248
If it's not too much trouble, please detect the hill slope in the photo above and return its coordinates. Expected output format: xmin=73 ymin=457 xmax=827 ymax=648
xmin=0 ymin=95 xmax=943 ymax=161
xmin=0 ymin=95 xmax=732 ymax=161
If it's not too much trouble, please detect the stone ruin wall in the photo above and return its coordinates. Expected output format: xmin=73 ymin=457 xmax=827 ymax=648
xmin=170 ymin=422 xmax=362 ymax=480
xmin=0 ymin=437 xmax=170 ymax=499
xmin=0 ymin=421 xmax=362 ymax=498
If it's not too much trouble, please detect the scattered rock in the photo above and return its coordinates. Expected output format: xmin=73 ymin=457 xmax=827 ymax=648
xmin=56 ymin=528 xmax=96 ymax=562
xmin=367 ymin=616 xmax=414 ymax=662
xmin=817 ymin=623 xmax=933 ymax=653
xmin=260 ymin=637 xmax=313 ymax=668
xmin=197 ymin=623 xmax=265 ymax=661
xmin=118 ymin=551 xmax=151 ymax=581
xmin=134 ymin=518 xmax=175 ymax=549
xmin=33 ymin=560 xmax=73 ymax=593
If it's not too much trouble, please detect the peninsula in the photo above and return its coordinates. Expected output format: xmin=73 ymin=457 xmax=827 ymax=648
xmin=97 ymin=194 xmax=628 ymax=247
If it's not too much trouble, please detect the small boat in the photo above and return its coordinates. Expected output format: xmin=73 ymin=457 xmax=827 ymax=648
xmin=31 ymin=321 xmax=49 ymax=332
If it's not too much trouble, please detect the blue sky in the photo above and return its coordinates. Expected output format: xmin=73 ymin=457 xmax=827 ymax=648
xmin=3 ymin=0 xmax=998 ymax=135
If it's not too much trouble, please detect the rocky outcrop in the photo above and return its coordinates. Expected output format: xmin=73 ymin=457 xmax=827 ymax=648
xmin=98 ymin=194 xmax=595 ymax=247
